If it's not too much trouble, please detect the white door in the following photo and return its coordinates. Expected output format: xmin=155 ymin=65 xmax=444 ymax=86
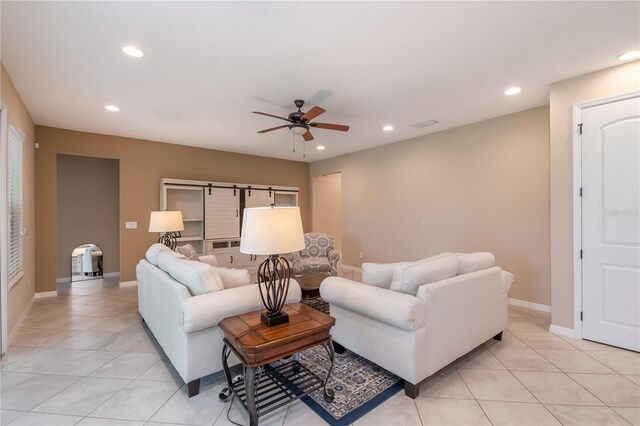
xmin=204 ymin=188 xmax=240 ymax=239
xmin=582 ymin=96 xmax=640 ymax=351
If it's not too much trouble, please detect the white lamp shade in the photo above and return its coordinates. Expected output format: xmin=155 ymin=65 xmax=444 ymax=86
xmin=148 ymin=211 xmax=185 ymax=232
xmin=240 ymin=206 xmax=305 ymax=255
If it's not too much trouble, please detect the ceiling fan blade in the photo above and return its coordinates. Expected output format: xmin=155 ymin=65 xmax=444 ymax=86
xmin=310 ymin=122 xmax=350 ymax=132
xmin=301 ymin=106 xmax=326 ymax=121
xmin=252 ymin=111 xmax=292 ymax=122
xmin=303 ymin=130 xmax=314 ymax=142
xmin=257 ymin=125 xmax=289 ymax=134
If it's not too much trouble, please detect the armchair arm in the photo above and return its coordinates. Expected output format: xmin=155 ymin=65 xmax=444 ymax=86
xmin=180 ymin=279 xmax=302 ymax=333
xmin=320 ymin=277 xmax=427 ymax=331
xmin=327 ymin=249 xmax=341 ymax=268
xmin=289 ymin=252 xmax=304 ymax=274
xmin=502 ymin=270 xmax=514 ymax=294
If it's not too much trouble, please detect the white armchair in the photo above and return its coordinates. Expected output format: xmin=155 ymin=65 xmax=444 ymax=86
xmin=320 ymin=253 xmax=513 ymax=398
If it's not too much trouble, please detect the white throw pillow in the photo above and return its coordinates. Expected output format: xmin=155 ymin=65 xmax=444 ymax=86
xmin=146 ymin=243 xmax=172 ymax=266
xmin=166 ymin=259 xmax=224 ymax=295
xmin=362 ymin=262 xmax=411 ymax=289
xmin=390 ymin=254 xmax=459 ymax=295
xmin=211 ymin=266 xmax=252 ymax=289
xmin=157 ymin=250 xmax=187 ymax=272
xmin=457 ymin=252 xmax=495 ymax=274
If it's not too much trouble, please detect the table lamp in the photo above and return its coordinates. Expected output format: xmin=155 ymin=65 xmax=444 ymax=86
xmin=149 ymin=211 xmax=184 ymax=250
xmin=240 ymin=206 xmax=305 ymax=326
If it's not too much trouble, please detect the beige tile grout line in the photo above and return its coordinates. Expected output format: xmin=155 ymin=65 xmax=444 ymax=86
xmin=476 ymin=326 xmax=581 ymax=425
xmin=505 ymin=320 xmax=634 ymax=424
xmin=453 ymin=362 xmax=494 ymax=425
xmin=513 ymin=338 xmax=632 ymax=424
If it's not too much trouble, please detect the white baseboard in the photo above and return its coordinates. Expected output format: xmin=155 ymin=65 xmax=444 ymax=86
xmin=339 ymin=264 xmax=362 ymax=272
xmin=35 ymin=291 xmax=58 ymax=299
xmin=119 ymin=281 xmax=137 ymax=288
xmin=509 ymin=298 xmax=551 ymax=313
xmin=8 ymin=295 xmax=34 ymax=344
xmin=58 ymin=272 xmax=119 ymax=283
xmin=549 ymin=324 xmax=577 ymax=339
xmin=338 ymin=264 xmax=362 ymax=281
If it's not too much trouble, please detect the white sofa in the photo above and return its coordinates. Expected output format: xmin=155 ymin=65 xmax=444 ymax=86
xmin=320 ymin=252 xmax=513 ymax=398
xmin=136 ymin=244 xmax=302 ymax=397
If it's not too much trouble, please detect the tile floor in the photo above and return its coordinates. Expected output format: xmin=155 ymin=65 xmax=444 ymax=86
xmin=1 ymin=278 xmax=639 ymax=426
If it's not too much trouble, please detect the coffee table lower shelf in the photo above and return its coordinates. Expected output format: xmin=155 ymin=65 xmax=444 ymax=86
xmin=225 ymin=359 xmax=326 ymax=417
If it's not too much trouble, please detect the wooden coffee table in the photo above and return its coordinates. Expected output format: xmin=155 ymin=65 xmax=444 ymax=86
xmin=298 ymin=270 xmax=331 ymax=298
xmin=218 ymin=303 xmax=336 ymax=426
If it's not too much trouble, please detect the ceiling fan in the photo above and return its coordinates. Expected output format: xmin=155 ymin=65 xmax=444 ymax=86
xmin=253 ymin=99 xmax=349 ymax=141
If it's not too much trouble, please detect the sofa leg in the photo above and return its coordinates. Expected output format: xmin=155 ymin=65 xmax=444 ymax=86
xmin=404 ymin=380 xmax=420 ymax=399
xmin=187 ymin=379 xmax=201 ymax=397
xmin=332 ymin=341 xmax=345 ymax=354
xmin=494 ymin=331 xmax=503 ymax=341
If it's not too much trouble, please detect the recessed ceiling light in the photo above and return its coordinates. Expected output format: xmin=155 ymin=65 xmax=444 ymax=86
xmin=104 ymin=105 xmax=120 ymax=112
xmin=504 ymin=87 xmax=522 ymax=96
xmin=383 ymin=125 xmax=394 ymax=131
xmin=121 ymin=46 xmax=144 ymax=58
xmin=316 ymin=145 xmax=325 ymax=150
xmin=618 ymin=50 xmax=640 ymax=61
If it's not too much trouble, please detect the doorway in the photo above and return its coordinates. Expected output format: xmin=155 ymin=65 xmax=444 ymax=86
xmin=312 ymin=173 xmax=342 ymax=255
xmin=575 ymin=94 xmax=639 ymax=351
xmin=56 ymin=155 xmax=119 ymax=286
xmin=71 ymin=243 xmax=104 ymax=282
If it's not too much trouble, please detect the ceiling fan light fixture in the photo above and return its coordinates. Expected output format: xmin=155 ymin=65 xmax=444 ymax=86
xmin=291 ymin=125 xmax=308 ymax=135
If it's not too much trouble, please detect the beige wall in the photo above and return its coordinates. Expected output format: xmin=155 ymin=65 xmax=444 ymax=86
xmin=35 ymin=126 xmax=310 ymax=292
xmin=311 ymin=106 xmax=550 ymax=305
xmin=1 ymin=64 xmax=35 ymax=337
xmin=312 ymin=173 xmax=342 ymax=253
xmin=549 ymin=60 xmax=640 ymax=329
xmin=56 ymin=155 xmax=120 ymax=278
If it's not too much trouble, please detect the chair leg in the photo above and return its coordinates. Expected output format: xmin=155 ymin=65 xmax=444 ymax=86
xmin=404 ymin=380 xmax=420 ymax=399
xmin=187 ymin=379 xmax=201 ymax=397
xmin=493 ymin=331 xmax=503 ymax=341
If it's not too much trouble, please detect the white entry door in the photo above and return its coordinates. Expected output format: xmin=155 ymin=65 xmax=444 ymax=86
xmin=582 ymin=96 xmax=640 ymax=351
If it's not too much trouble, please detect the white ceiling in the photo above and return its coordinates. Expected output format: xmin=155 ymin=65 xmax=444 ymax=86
xmin=2 ymin=1 xmax=638 ymax=162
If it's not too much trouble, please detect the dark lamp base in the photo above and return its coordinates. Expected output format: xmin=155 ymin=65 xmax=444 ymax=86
xmin=261 ymin=311 xmax=289 ymax=327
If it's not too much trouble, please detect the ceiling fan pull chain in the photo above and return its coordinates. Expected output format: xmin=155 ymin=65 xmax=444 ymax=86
xmin=292 ymin=132 xmax=295 ymax=153
xmin=303 ymin=139 xmax=306 ymax=158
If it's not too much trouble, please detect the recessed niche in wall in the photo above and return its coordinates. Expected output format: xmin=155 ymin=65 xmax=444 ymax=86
xmin=71 ymin=243 xmax=103 ymax=282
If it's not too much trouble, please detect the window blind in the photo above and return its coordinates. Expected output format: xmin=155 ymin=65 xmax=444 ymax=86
xmin=8 ymin=123 xmax=23 ymax=279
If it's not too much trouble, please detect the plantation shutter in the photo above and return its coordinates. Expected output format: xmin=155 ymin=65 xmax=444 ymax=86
xmin=8 ymin=123 xmax=23 ymax=279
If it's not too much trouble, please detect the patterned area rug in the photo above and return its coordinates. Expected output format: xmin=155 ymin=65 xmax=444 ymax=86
xmin=300 ymin=296 xmax=403 ymax=426
xmin=301 ymin=295 xmax=330 ymax=314
xmin=293 ymin=345 xmax=403 ymax=426
xmin=295 ymin=295 xmax=401 ymax=425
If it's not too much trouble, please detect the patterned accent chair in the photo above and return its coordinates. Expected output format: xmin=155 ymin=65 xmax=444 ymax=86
xmin=290 ymin=233 xmax=341 ymax=276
